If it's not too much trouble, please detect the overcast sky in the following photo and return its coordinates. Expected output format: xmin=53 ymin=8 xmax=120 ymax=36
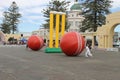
xmin=0 ymin=0 xmax=120 ymax=33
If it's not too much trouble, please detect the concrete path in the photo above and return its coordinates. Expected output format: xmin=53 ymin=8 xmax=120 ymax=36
xmin=0 ymin=46 xmax=120 ymax=80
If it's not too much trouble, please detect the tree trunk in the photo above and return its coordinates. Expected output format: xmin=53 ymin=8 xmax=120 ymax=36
xmin=12 ymin=25 xmax=14 ymax=34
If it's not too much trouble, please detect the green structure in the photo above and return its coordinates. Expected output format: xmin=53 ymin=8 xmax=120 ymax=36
xmin=70 ymin=1 xmax=82 ymax=11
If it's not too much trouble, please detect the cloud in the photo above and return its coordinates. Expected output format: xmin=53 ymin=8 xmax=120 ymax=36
xmin=19 ymin=0 xmax=73 ymax=29
xmin=111 ymin=0 xmax=120 ymax=9
xmin=21 ymin=6 xmax=46 ymax=16
xmin=22 ymin=15 xmax=45 ymax=25
xmin=0 ymin=0 xmax=119 ymax=32
xmin=0 ymin=0 xmax=48 ymax=8
xmin=0 ymin=11 xmax=2 ymax=18
xmin=0 ymin=0 xmax=73 ymax=23
xmin=0 ymin=7 xmax=4 ymax=19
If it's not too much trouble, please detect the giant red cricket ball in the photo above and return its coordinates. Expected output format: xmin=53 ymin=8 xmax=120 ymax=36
xmin=27 ymin=35 xmax=44 ymax=51
xmin=60 ymin=32 xmax=85 ymax=56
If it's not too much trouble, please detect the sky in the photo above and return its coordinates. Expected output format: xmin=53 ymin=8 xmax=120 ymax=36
xmin=0 ymin=0 xmax=120 ymax=33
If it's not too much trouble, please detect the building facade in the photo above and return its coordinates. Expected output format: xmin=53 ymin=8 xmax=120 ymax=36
xmin=0 ymin=31 xmax=5 ymax=44
xmin=32 ymin=28 xmax=49 ymax=39
xmin=32 ymin=28 xmax=49 ymax=45
xmin=67 ymin=0 xmax=84 ymax=32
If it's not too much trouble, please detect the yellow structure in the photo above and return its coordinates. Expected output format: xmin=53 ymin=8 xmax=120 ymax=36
xmin=4 ymin=34 xmax=21 ymax=43
xmin=0 ymin=31 xmax=21 ymax=44
xmin=49 ymin=11 xmax=66 ymax=48
xmin=0 ymin=31 xmax=31 ymax=44
xmin=46 ymin=11 xmax=120 ymax=50
xmin=0 ymin=31 xmax=5 ymax=43
xmin=45 ymin=11 xmax=66 ymax=53
xmin=96 ymin=11 xmax=120 ymax=48
xmin=80 ymin=12 xmax=120 ymax=49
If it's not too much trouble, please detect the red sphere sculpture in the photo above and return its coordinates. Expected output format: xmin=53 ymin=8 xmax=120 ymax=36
xmin=60 ymin=32 xmax=85 ymax=56
xmin=27 ymin=35 xmax=44 ymax=51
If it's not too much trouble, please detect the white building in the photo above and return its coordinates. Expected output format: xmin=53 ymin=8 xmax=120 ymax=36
xmin=17 ymin=32 xmax=32 ymax=39
xmin=67 ymin=0 xmax=84 ymax=32
xmin=32 ymin=28 xmax=49 ymax=44
xmin=32 ymin=28 xmax=49 ymax=38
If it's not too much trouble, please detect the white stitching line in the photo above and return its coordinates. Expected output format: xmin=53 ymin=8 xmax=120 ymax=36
xmin=78 ymin=34 xmax=83 ymax=54
xmin=74 ymin=32 xmax=83 ymax=56
xmin=36 ymin=35 xmax=42 ymax=48
xmin=74 ymin=32 xmax=79 ymax=55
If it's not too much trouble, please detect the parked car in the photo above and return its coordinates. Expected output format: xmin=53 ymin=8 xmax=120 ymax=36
xmin=113 ymin=42 xmax=120 ymax=47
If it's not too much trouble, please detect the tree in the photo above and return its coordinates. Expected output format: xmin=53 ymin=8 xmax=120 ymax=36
xmin=1 ymin=23 xmax=11 ymax=34
xmin=80 ymin=0 xmax=112 ymax=32
xmin=1 ymin=12 xmax=11 ymax=34
xmin=1 ymin=1 xmax=21 ymax=34
xmin=42 ymin=0 xmax=70 ymax=31
xmin=9 ymin=1 xmax=21 ymax=34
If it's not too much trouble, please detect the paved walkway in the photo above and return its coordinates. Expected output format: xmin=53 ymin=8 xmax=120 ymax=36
xmin=0 ymin=45 xmax=26 ymax=47
xmin=0 ymin=46 xmax=120 ymax=80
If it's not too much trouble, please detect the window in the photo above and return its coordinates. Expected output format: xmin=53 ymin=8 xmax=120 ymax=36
xmin=75 ymin=21 xmax=80 ymax=27
xmin=72 ymin=14 xmax=74 ymax=17
xmin=69 ymin=21 xmax=73 ymax=27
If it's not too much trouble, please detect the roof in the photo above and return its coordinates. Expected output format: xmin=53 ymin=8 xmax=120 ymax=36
xmin=70 ymin=3 xmax=82 ymax=11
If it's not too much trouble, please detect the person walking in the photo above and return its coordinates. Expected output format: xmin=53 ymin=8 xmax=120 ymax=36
xmin=85 ymin=43 xmax=93 ymax=57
